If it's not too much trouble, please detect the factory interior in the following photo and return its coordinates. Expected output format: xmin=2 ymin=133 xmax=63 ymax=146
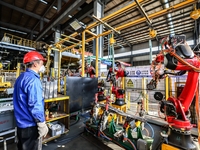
xmin=1 ymin=0 xmax=200 ymax=149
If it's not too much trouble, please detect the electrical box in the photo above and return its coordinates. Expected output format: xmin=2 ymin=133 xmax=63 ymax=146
xmin=0 ymin=110 xmax=15 ymax=132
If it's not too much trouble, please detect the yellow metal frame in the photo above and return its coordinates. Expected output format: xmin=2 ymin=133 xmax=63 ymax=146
xmin=16 ymin=63 xmax=20 ymax=78
xmin=112 ymin=104 xmax=126 ymax=123
xmin=3 ymin=33 xmax=47 ymax=49
xmin=46 ymin=114 xmax=69 ymax=123
xmin=45 ymin=0 xmax=196 ymax=88
xmin=161 ymin=143 xmax=180 ymax=150
xmin=44 ymin=95 xmax=69 ymax=103
xmin=165 ymin=76 xmax=169 ymax=100
xmin=64 ymin=76 xmax=67 ymax=96
xmin=44 ymin=0 xmax=195 ymax=110
xmin=43 ymin=95 xmax=69 ymax=143
xmin=57 ymin=0 xmax=195 ymax=53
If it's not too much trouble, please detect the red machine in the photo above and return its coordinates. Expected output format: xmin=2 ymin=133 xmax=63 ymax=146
xmin=106 ymin=62 xmax=127 ymax=81
xmin=147 ymin=35 xmax=199 ymax=150
xmin=106 ymin=62 xmax=126 ymax=106
xmin=86 ymin=64 xmax=95 ymax=78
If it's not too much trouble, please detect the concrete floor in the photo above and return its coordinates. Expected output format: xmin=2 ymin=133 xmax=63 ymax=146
xmin=0 ymin=115 xmax=123 ymax=150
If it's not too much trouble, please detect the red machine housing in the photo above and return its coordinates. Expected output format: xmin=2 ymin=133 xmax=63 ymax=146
xmin=150 ymin=40 xmax=200 ymax=130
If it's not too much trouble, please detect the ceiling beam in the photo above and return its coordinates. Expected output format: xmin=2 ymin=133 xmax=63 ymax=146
xmin=27 ymin=0 xmax=57 ymax=38
xmin=61 ymin=1 xmax=93 ymax=31
xmin=0 ymin=21 xmax=39 ymax=35
xmin=60 ymin=0 xmax=195 ymax=52
xmin=0 ymin=1 xmax=49 ymax=22
xmin=104 ymin=0 xmax=127 ymax=14
xmin=17 ymin=0 xmax=29 ymax=25
xmin=114 ymin=33 xmax=132 ymax=47
xmin=122 ymin=19 xmax=193 ymax=41
xmin=36 ymin=0 xmax=86 ymax=41
xmin=108 ymin=0 xmax=173 ymax=28
xmin=120 ymin=12 xmax=192 ymax=38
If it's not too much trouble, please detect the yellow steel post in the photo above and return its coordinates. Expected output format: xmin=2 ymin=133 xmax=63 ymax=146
xmin=142 ymin=77 xmax=148 ymax=111
xmin=95 ymin=37 xmax=98 ymax=77
xmin=58 ymin=51 xmax=61 ymax=92
xmin=122 ymin=77 xmax=125 ymax=89
xmin=51 ymin=68 xmax=55 ymax=78
xmin=169 ymin=77 xmax=172 ymax=97
xmin=64 ymin=76 xmax=67 ymax=96
xmin=40 ymin=72 xmax=42 ymax=80
xmin=165 ymin=76 xmax=169 ymax=100
xmin=16 ymin=63 xmax=20 ymax=78
xmin=82 ymin=31 xmax=85 ymax=77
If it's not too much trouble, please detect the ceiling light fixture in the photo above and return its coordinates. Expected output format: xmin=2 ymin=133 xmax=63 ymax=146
xmin=53 ymin=6 xmax=57 ymax=10
xmin=39 ymin=0 xmax=48 ymax=4
xmin=69 ymin=19 xmax=85 ymax=32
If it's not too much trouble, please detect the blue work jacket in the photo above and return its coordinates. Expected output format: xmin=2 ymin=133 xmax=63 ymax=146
xmin=13 ymin=69 xmax=45 ymax=128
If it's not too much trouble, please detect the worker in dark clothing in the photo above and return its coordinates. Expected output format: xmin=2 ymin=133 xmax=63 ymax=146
xmin=13 ymin=51 xmax=49 ymax=150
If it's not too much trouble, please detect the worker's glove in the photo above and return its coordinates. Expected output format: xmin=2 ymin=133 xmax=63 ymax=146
xmin=37 ymin=122 xmax=49 ymax=138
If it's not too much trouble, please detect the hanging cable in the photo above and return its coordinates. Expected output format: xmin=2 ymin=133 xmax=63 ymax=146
xmin=126 ymin=138 xmax=137 ymax=150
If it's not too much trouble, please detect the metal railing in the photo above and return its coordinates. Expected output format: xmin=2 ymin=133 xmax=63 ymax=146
xmin=1 ymin=33 xmax=47 ymax=49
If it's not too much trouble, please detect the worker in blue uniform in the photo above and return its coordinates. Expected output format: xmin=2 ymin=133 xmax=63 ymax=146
xmin=13 ymin=51 xmax=48 ymax=150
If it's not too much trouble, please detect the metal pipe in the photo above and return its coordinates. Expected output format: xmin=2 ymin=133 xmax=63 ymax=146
xmin=88 ymin=0 xmax=146 ymax=30
xmin=60 ymin=0 xmax=195 ymax=52
xmin=82 ymin=31 xmax=85 ymax=77
xmin=58 ymin=51 xmax=61 ymax=92
xmin=58 ymin=0 xmax=145 ymax=45
xmin=92 ymin=15 xmax=120 ymax=34
xmin=61 ymin=34 xmax=82 ymax=42
xmin=135 ymin=0 xmax=152 ymax=25
xmin=95 ymin=37 xmax=98 ymax=77
xmin=0 ymin=98 xmax=12 ymax=102
xmin=58 ymin=37 xmax=78 ymax=45
xmin=85 ymin=30 xmax=97 ymax=37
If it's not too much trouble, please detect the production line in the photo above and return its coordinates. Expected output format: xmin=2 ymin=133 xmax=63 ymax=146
xmin=0 ymin=0 xmax=200 ymax=150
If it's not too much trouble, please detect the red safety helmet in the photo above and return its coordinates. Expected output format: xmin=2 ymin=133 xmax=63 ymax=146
xmin=23 ymin=51 xmax=45 ymax=64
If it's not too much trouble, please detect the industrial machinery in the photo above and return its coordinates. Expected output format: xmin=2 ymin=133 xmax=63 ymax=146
xmin=86 ymin=94 xmax=154 ymax=150
xmin=147 ymin=35 xmax=199 ymax=150
xmin=97 ymin=80 xmax=106 ymax=101
xmin=0 ymin=76 xmax=11 ymax=92
xmin=0 ymin=63 xmax=12 ymax=93
xmin=86 ymin=63 xmax=96 ymax=78
xmin=106 ymin=62 xmax=127 ymax=106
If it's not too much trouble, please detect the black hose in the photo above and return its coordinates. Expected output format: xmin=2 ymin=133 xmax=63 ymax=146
xmin=70 ymin=115 xmax=80 ymax=126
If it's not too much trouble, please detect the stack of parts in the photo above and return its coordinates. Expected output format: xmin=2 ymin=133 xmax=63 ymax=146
xmin=42 ymin=80 xmax=58 ymax=99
